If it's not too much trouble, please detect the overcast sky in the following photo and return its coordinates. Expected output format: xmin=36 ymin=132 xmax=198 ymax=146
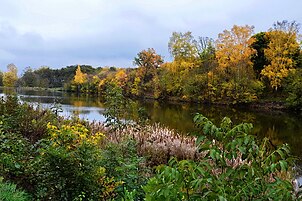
xmin=0 ymin=0 xmax=301 ymax=74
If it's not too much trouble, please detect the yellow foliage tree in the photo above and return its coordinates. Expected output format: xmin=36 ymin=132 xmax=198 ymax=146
xmin=114 ymin=69 xmax=128 ymax=87
xmin=73 ymin=65 xmax=87 ymax=92
xmin=3 ymin=63 xmax=18 ymax=87
xmin=131 ymin=77 xmax=141 ymax=96
xmin=215 ymin=25 xmax=256 ymax=81
xmin=74 ymin=65 xmax=86 ymax=85
xmin=261 ymin=21 xmax=300 ymax=90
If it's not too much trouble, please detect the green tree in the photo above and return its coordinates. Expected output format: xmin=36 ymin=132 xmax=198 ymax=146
xmin=33 ymin=66 xmax=52 ymax=88
xmin=3 ymin=64 xmax=18 ymax=87
xmin=250 ymin=32 xmax=270 ymax=78
xmin=285 ymin=68 xmax=302 ymax=109
xmin=104 ymin=83 xmax=128 ymax=131
xmin=0 ymin=71 xmax=3 ymax=86
xmin=196 ymin=37 xmax=216 ymax=68
xmin=19 ymin=67 xmax=38 ymax=87
xmin=195 ymin=37 xmax=217 ymax=101
xmin=168 ymin=31 xmax=198 ymax=62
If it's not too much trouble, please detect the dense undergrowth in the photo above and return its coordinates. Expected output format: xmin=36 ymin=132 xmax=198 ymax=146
xmin=0 ymin=95 xmax=300 ymax=200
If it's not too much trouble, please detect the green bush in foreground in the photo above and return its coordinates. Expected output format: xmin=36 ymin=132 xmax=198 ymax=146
xmin=0 ymin=120 xmax=32 ymax=189
xmin=0 ymin=177 xmax=30 ymax=201
xmin=101 ymin=138 xmax=152 ymax=200
xmin=0 ymin=95 xmax=57 ymax=143
xmin=31 ymin=123 xmax=121 ymax=200
xmin=143 ymin=114 xmax=296 ymax=200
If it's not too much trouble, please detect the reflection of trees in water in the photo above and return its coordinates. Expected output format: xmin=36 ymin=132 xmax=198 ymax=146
xmin=252 ymin=113 xmax=302 ymax=157
xmin=98 ymin=110 xmax=105 ymax=116
xmin=195 ymin=105 xmax=257 ymax=126
xmin=77 ymin=110 xmax=90 ymax=114
xmin=265 ymin=125 xmax=283 ymax=146
xmin=68 ymin=95 xmax=105 ymax=108
xmin=143 ymin=102 xmax=197 ymax=134
xmin=73 ymin=100 xmax=84 ymax=107
xmin=3 ymin=87 xmax=17 ymax=95
xmin=127 ymin=101 xmax=149 ymax=122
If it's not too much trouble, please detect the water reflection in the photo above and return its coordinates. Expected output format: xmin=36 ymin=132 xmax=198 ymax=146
xmin=1 ymin=88 xmax=302 ymax=158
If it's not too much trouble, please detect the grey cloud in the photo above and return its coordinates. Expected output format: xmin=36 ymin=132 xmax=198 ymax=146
xmin=0 ymin=23 xmax=44 ymax=51
xmin=1 ymin=0 xmax=302 ymax=74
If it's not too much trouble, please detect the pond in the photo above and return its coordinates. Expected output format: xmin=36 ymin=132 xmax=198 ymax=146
xmin=1 ymin=88 xmax=302 ymax=160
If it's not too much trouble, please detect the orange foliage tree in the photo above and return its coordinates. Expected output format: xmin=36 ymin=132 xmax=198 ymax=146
xmin=134 ymin=48 xmax=163 ymax=82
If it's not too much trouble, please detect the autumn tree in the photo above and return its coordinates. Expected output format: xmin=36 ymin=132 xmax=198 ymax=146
xmin=261 ymin=20 xmax=301 ymax=90
xmin=216 ymin=25 xmax=256 ymax=80
xmin=168 ymin=32 xmax=198 ymax=62
xmin=74 ymin=65 xmax=87 ymax=92
xmin=74 ymin=65 xmax=86 ymax=84
xmin=3 ymin=63 xmax=18 ymax=87
xmin=134 ymin=48 xmax=163 ymax=71
xmin=114 ymin=69 xmax=128 ymax=87
xmin=134 ymin=48 xmax=163 ymax=69
xmin=215 ymin=25 xmax=263 ymax=103
xmin=134 ymin=48 xmax=163 ymax=83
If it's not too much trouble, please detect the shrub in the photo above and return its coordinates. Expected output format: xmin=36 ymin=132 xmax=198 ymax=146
xmin=217 ymin=79 xmax=263 ymax=104
xmin=101 ymin=138 xmax=151 ymax=200
xmin=285 ymin=69 xmax=302 ymax=110
xmin=0 ymin=177 xmax=30 ymax=201
xmin=143 ymin=114 xmax=296 ymax=200
xmin=31 ymin=123 xmax=121 ymax=200
xmin=104 ymin=82 xmax=128 ymax=131
xmin=0 ymin=95 xmax=57 ymax=143
xmin=0 ymin=120 xmax=32 ymax=188
xmin=0 ymin=97 xmax=135 ymax=200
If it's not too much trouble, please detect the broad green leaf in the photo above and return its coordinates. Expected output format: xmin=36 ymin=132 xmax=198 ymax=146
xmin=196 ymin=135 xmax=206 ymax=145
xmin=276 ymin=149 xmax=285 ymax=159
xmin=279 ymin=160 xmax=287 ymax=172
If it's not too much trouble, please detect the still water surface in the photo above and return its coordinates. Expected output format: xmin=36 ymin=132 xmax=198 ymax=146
xmin=2 ymin=89 xmax=302 ymax=159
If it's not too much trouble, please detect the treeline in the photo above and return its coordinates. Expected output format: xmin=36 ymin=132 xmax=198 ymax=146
xmin=0 ymin=65 xmax=101 ymax=88
xmin=1 ymin=20 xmax=302 ymax=108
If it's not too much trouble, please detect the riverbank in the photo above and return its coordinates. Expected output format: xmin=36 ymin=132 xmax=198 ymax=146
xmin=6 ymin=86 xmax=297 ymax=112
xmin=134 ymin=92 xmax=294 ymax=112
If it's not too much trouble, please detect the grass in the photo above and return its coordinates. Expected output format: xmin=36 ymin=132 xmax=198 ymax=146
xmin=89 ymin=121 xmax=201 ymax=166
